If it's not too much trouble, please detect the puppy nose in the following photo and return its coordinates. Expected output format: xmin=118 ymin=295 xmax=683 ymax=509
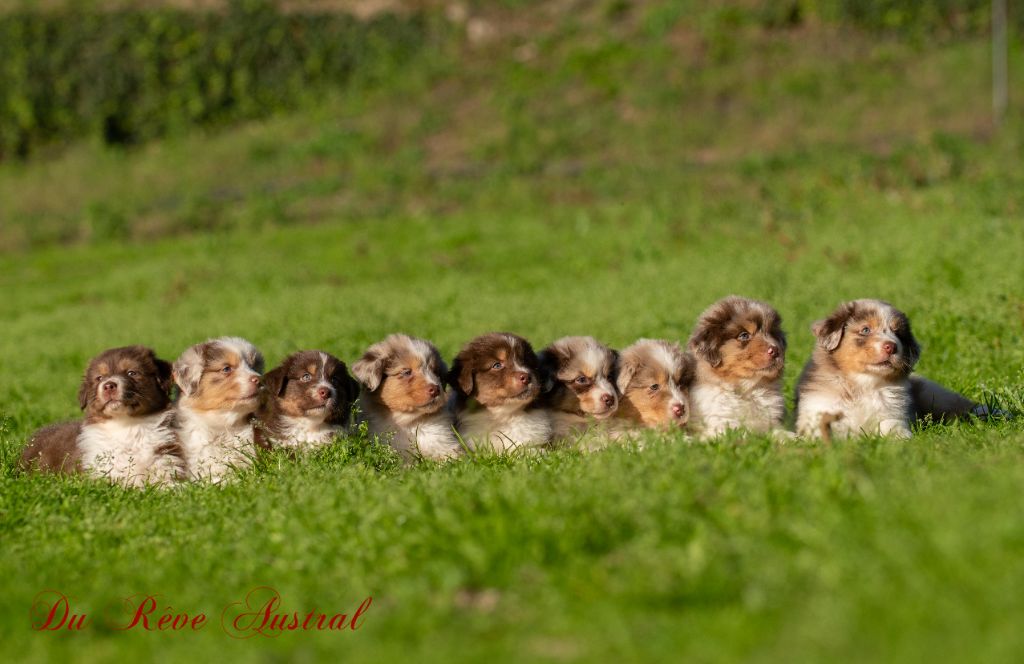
xmin=250 ymin=375 xmax=260 ymax=385
xmin=427 ymin=384 xmax=440 ymax=398
xmin=317 ymin=387 xmax=331 ymax=401
xmin=600 ymin=393 xmax=614 ymax=407
xmin=766 ymin=345 xmax=779 ymax=358
xmin=671 ymin=402 xmax=685 ymax=418
xmin=516 ymin=372 xmax=531 ymax=385
xmin=102 ymin=381 xmax=118 ymax=393
xmin=882 ymin=342 xmax=896 ymax=355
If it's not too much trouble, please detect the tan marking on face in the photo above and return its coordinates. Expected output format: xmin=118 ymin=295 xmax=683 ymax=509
xmin=191 ymin=348 xmax=258 ymax=411
xmin=377 ymin=353 xmax=443 ymax=414
xmin=833 ymin=314 xmax=893 ymax=374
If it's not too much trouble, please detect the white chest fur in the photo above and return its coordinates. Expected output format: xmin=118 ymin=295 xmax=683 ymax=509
xmin=689 ymin=379 xmax=785 ymax=438
xmin=457 ymin=406 xmax=552 ymax=453
xmin=270 ymin=416 xmax=344 ymax=450
xmin=359 ymin=396 xmax=462 ymax=462
xmin=797 ymin=376 xmax=912 ymax=439
xmin=78 ymin=412 xmax=183 ymax=487
xmin=175 ymin=407 xmax=255 ymax=483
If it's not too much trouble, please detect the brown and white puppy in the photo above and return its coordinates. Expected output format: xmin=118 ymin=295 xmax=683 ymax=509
xmin=537 ymin=336 xmax=618 ymax=439
xmin=20 ymin=346 xmax=185 ymax=487
xmin=795 ymin=299 xmax=920 ymax=439
xmin=448 ymin=333 xmax=552 ymax=452
xmin=256 ymin=350 xmax=359 ymax=451
xmin=173 ymin=337 xmax=263 ymax=483
xmin=352 ymin=334 xmax=461 ymax=462
xmin=612 ymin=339 xmax=695 ymax=433
xmin=687 ymin=296 xmax=788 ymax=438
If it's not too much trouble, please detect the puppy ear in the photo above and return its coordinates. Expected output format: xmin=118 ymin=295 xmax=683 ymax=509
xmin=77 ymin=373 xmax=91 ymax=411
xmin=447 ymin=356 xmax=474 ymax=395
xmin=536 ymin=349 xmax=561 ymax=393
xmin=689 ymin=326 xmax=723 ymax=368
xmin=154 ymin=358 xmax=174 ymax=395
xmin=895 ymin=315 xmax=922 ymax=368
xmin=812 ymin=303 xmax=853 ymax=352
xmin=172 ymin=344 xmax=205 ymax=397
xmin=263 ymin=365 xmax=288 ymax=398
xmin=352 ymin=350 xmax=386 ymax=392
xmin=679 ymin=351 xmax=697 ymax=388
xmin=615 ymin=355 xmax=637 ymax=395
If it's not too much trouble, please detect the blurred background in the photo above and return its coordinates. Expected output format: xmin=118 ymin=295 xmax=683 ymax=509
xmin=0 ymin=0 xmax=1020 ymax=251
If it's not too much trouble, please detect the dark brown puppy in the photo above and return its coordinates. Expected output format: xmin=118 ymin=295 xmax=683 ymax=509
xmin=256 ymin=350 xmax=359 ymax=451
xmin=21 ymin=346 xmax=184 ymax=486
xmin=448 ymin=333 xmax=552 ymax=452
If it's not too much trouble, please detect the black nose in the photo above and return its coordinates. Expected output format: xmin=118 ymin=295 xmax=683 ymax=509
xmin=102 ymin=381 xmax=118 ymax=393
xmin=516 ymin=372 xmax=530 ymax=385
xmin=601 ymin=393 xmax=614 ymax=407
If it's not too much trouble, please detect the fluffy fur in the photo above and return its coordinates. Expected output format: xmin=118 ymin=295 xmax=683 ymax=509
xmin=612 ymin=339 xmax=695 ymax=433
xmin=256 ymin=350 xmax=359 ymax=451
xmin=795 ymin=299 xmax=920 ymax=440
xmin=173 ymin=336 xmax=264 ymax=482
xmin=538 ymin=336 xmax=618 ymax=439
xmin=448 ymin=332 xmax=552 ymax=452
xmin=687 ymin=296 xmax=788 ymax=438
xmin=21 ymin=346 xmax=185 ymax=487
xmin=352 ymin=334 xmax=461 ymax=462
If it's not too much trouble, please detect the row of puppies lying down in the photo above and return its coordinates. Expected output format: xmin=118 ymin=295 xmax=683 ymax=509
xmin=21 ymin=296 xmax=992 ymax=487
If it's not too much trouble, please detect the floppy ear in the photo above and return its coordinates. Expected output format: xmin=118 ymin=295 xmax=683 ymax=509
xmin=689 ymin=326 xmax=723 ymax=368
xmin=77 ymin=373 xmax=91 ymax=411
xmin=154 ymin=358 xmax=174 ymax=395
xmin=172 ymin=344 xmax=205 ymax=397
xmin=896 ymin=316 xmax=922 ymax=368
xmin=536 ymin=349 xmax=562 ymax=393
xmin=812 ymin=303 xmax=853 ymax=352
xmin=352 ymin=350 xmax=386 ymax=392
xmin=679 ymin=351 xmax=698 ymax=387
xmin=615 ymin=355 xmax=637 ymax=395
xmin=263 ymin=365 xmax=289 ymax=398
xmin=447 ymin=356 xmax=475 ymax=395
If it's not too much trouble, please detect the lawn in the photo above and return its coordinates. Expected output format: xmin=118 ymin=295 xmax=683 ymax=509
xmin=2 ymin=2 xmax=1024 ymax=662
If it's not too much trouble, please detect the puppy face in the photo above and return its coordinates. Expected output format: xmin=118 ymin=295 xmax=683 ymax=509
xmin=353 ymin=334 xmax=447 ymax=415
xmin=77 ymin=346 xmax=173 ymax=422
xmin=173 ymin=337 xmax=264 ymax=413
xmin=263 ymin=351 xmax=359 ymax=424
xmin=812 ymin=299 xmax=920 ymax=379
xmin=615 ymin=339 xmax=695 ymax=428
xmin=449 ymin=333 xmax=541 ymax=410
xmin=688 ymin=296 xmax=786 ymax=382
xmin=538 ymin=336 xmax=618 ymax=418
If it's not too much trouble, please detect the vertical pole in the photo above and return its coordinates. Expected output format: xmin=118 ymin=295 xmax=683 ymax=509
xmin=993 ymin=0 xmax=1008 ymax=126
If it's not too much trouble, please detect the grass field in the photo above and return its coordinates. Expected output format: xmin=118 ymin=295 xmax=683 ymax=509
xmin=2 ymin=2 xmax=1024 ymax=662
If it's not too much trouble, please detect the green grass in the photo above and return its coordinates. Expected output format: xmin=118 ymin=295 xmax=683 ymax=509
xmin=2 ymin=2 xmax=1024 ymax=661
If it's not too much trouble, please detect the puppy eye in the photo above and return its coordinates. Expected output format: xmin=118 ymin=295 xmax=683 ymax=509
xmin=126 ymin=370 xmax=138 ymax=377
xmin=737 ymin=332 xmax=751 ymax=342
xmin=221 ymin=365 xmax=233 ymax=374
xmin=574 ymin=376 xmax=589 ymax=385
xmin=859 ymin=327 xmax=871 ymax=335
xmin=649 ymin=383 xmax=660 ymax=392
xmin=95 ymin=375 xmax=104 ymax=382
xmin=491 ymin=361 xmax=504 ymax=370
xmin=400 ymin=368 xmax=413 ymax=378
xmin=301 ymin=373 xmax=312 ymax=382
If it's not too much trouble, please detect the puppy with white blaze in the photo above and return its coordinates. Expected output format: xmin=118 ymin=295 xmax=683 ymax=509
xmin=173 ymin=337 xmax=264 ymax=483
xmin=352 ymin=334 xmax=462 ymax=462
xmin=448 ymin=332 xmax=553 ymax=453
xmin=20 ymin=346 xmax=185 ymax=487
xmin=537 ymin=336 xmax=618 ymax=440
xmin=612 ymin=339 xmax=695 ymax=434
xmin=687 ymin=296 xmax=788 ymax=438
xmin=795 ymin=299 xmax=920 ymax=440
xmin=256 ymin=351 xmax=360 ymax=451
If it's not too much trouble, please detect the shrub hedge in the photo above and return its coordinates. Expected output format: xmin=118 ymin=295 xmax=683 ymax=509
xmin=0 ymin=0 xmax=427 ymax=159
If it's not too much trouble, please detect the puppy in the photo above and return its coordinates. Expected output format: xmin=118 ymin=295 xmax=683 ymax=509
xmin=256 ymin=350 xmax=359 ymax=451
xmin=612 ymin=339 xmax=695 ymax=432
xmin=537 ymin=336 xmax=618 ymax=439
xmin=687 ymin=296 xmax=788 ymax=438
xmin=173 ymin=337 xmax=263 ymax=482
xmin=352 ymin=334 xmax=461 ymax=462
xmin=20 ymin=346 xmax=185 ymax=487
xmin=795 ymin=299 xmax=920 ymax=439
xmin=448 ymin=333 xmax=552 ymax=452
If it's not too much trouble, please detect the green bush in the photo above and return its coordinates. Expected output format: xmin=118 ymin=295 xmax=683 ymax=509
xmin=0 ymin=0 xmax=427 ymax=159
